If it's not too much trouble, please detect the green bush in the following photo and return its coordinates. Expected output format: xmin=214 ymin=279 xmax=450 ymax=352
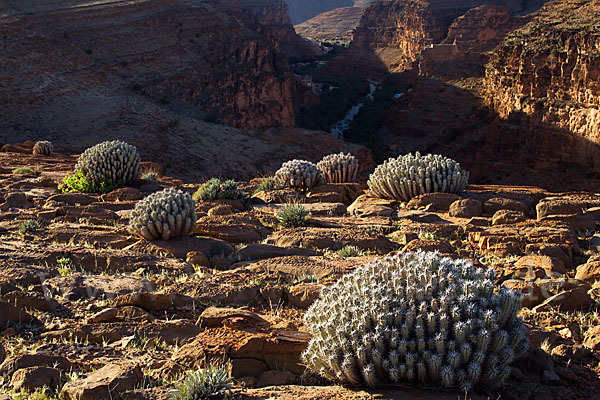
xmin=277 ymin=203 xmax=309 ymax=227
xmin=12 ymin=167 xmax=35 ymax=175
xmin=252 ymin=177 xmax=283 ymax=195
xmin=193 ymin=178 xmax=244 ymax=202
xmin=168 ymin=364 xmax=232 ymax=400
xmin=59 ymin=170 xmax=117 ymax=194
xmin=337 ymin=245 xmax=363 ymax=258
xmin=19 ymin=219 xmax=40 ymax=234
xmin=302 ymin=251 xmax=528 ymax=391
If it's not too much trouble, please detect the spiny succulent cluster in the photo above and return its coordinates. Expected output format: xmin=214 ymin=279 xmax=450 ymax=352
xmin=75 ymin=140 xmax=140 ymax=187
xmin=128 ymin=188 xmax=197 ymax=240
xmin=168 ymin=364 xmax=232 ymax=400
xmin=274 ymin=159 xmax=323 ymax=190
xmin=302 ymin=251 xmax=528 ymax=392
xmin=193 ymin=178 xmax=245 ymax=202
xmin=32 ymin=141 xmax=53 ymax=156
xmin=317 ymin=152 xmax=359 ymax=183
xmin=368 ymin=152 xmax=469 ymax=201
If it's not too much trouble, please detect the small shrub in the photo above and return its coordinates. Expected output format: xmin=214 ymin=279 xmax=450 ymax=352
xmin=19 ymin=219 xmax=40 ymax=234
xmin=337 ymin=245 xmax=363 ymax=258
xmin=168 ymin=364 xmax=233 ymax=400
xmin=12 ymin=167 xmax=35 ymax=175
xmin=252 ymin=177 xmax=284 ymax=195
xmin=277 ymin=203 xmax=309 ymax=227
xmin=141 ymin=171 xmax=159 ymax=182
xmin=59 ymin=170 xmax=117 ymax=194
xmin=193 ymin=178 xmax=244 ymax=202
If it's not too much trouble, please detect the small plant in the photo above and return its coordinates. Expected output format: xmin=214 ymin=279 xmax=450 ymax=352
xmin=317 ymin=152 xmax=359 ymax=183
xmin=337 ymin=245 xmax=363 ymax=258
xmin=58 ymin=170 xmax=117 ymax=194
xmin=277 ymin=203 xmax=309 ymax=227
xmin=18 ymin=219 xmax=40 ymax=234
xmin=252 ymin=177 xmax=284 ymax=195
xmin=57 ymin=257 xmax=73 ymax=275
xmin=141 ymin=171 xmax=159 ymax=182
xmin=168 ymin=364 xmax=233 ymax=400
xmin=193 ymin=178 xmax=244 ymax=202
xmin=12 ymin=167 xmax=35 ymax=175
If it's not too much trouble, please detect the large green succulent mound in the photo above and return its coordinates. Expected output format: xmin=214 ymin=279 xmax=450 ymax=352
xmin=128 ymin=188 xmax=197 ymax=240
xmin=368 ymin=152 xmax=469 ymax=201
xmin=302 ymin=251 xmax=528 ymax=391
xmin=317 ymin=152 xmax=359 ymax=183
xmin=274 ymin=159 xmax=324 ymax=190
xmin=75 ymin=140 xmax=140 ymax=188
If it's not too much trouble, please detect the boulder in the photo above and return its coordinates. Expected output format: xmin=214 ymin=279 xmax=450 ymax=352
xmin=576 ymin=260 xmax=600 ymax=284
xmin=287 ymin=283 xmax=322 ymax=309
xmin=449 ymin=198 xmax=482 ymax=218
xmin=0 ymin=301 xmax=39 ymax=327
xmin=11 ymin=366 xmax=61 ymax=391
xmin=198 ymin=307 xmax=269 ymax=328
xmin=584 ymin=325 xmax=600 ymax=351
xmin=532 ymin=283 xmax=594 ymax=312
xmin=62 ymin=362 xmax=143 ymax=400
xmin=491 ymin=209 xmax=526 ymax=225
xmin=407 ymin=193 xmax=462 ymax=212
xmin=483 ymin=197 xmax=528 ymax=215
xmin=347 ymin=194 xmax=397 ymax=217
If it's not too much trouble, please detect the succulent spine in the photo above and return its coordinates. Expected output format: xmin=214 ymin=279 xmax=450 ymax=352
xmin=275 ymin=159 xmax=324 ymax=190
xmin=32 ymin=141 xmax=53 ymax=156
xmin=367 ymin=152 xmax=469 ymax=201
xmin=302 ymin=251 xmax=528 ymax=391
xmin=128 ymin=188 xmax=197 ymax=240
xmin=75 ymin=140 xmax=140 ymax=186
xmin=317 ymin=152 xmax=359 ymax=183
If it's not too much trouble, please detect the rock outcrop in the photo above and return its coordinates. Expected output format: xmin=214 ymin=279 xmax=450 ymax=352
xmin=484 ymin=0 xmax=600 ymax=170
xmin=0 ymin=0 xmax=294 ymax=132
xmin=294 ymin=6 xmax=366 ymax=42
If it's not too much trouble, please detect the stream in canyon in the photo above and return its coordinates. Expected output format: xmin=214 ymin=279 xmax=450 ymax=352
xmin=330 ymin=80 xmax=379 ymax=140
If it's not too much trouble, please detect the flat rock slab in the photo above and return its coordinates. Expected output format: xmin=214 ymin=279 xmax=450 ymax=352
xmin=235 ymin=243 xmax=319 ymax=261
xmin=199 ymin=306 xmax=269 ymax=328
xmin=44 ymin=274 xmax=155 ymax=300
xmin=266 ymin=227 xmax=397 ymax=253
xmin=0 ymin=301 xmax=39 ymax=327
xmin=124 ymin=235 xmax=234 ymax=259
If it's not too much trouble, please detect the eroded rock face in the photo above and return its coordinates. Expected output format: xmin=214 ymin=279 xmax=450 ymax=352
xmin=0 ymin=0 xmax=294 ymax=135
xmin=484 ymin=0 xmax=600 ymax=172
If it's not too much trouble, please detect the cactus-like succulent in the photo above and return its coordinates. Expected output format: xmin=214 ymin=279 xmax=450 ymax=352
xmin=128 ymin=188 xmax=197 ymax=240
xmin=302 ymin=251 xmax=528 ymax=391
xmin=75 ymin=140 xmax=140 ymax=187
xmin=32 ymin=141 xmax=53 ymax=156
xmin=368 ymin=152 xmax=469 ymax=201
xmin=317 ymin=153 xmax=359 ymax=183
xmin=275 ymin=159 xmax=323 ymax=190
xmin=193 ymin=178 xmax=245 ymax=202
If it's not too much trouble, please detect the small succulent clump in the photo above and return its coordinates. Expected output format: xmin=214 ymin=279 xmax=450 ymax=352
xmin=168 ymin=364 xmax=233 ymax=400
xmin=75 ymin=140 xmax=141 ymax=188
xmin=277 ymin=203 xmax=309 ymax=227
xmin=368 ymin=152 xmax=469 ymax=201
xmin=317 ymin=152 xmax=359 ymax=183
xmin=128 ymin=188 xmax=197 ymax=240
xmin=252 ymin=177 xmax=284 ymax=195
xmin=141 ymin=171 xmax=160 ymax=182
xmin=32 ymin=141 xmax=53 ymax=156
xmin=19 ymin=219 xmax=40 ymax=234
xmin=302 ymin=251 xmax=528 ymax=392
xmin=274 ymin=159 xmax=324 ymax=190
xmin=338 ymin=245 xmax=363 ymax=258
xmin=12 ymin=167 xmax=35 ymax=175
xmin=193 ymin=178 xmax=245 ymax=202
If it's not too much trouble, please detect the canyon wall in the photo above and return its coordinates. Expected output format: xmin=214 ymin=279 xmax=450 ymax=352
xmin=283 ymin=0 xmax=373 ymax=24
xmin=0 ymin=0 xmax=295 ymax=132
xmin=483 ymin=0 xmax=600 ymax=170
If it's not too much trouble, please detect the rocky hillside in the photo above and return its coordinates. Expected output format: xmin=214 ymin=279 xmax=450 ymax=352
xmin=0 ymin=0 xmax=295 ymax=134
xmin=284 ymin=0 xmax=373 ymax=24
xmin=294 ymin=7 xmax=366 ymax=42
xmin=484 ymin=0 xmax=600 ymax=168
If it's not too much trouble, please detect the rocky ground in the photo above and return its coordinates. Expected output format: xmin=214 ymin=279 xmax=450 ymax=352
xmin=0 ymin=146 xmax=599 ymax=399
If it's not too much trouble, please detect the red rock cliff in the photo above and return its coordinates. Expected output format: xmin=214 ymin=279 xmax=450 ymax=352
xmin=0 ymin=0 xmax=295 ymax=130
xmin=484 ymin=0 xmax=600 ymax=168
